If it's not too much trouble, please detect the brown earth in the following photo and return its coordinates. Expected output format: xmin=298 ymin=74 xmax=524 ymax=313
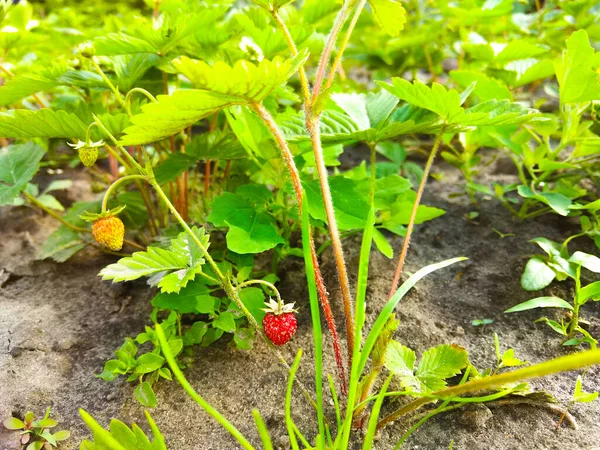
xmin=1 ymin=159 xmax=599 ymax=450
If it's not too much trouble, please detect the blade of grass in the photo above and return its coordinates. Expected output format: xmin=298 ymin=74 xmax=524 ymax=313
xmin=328 ymin=374 xmax=342 ymax=430
xmin=286 ymin=350 xmax=303 ymax=450
xmin=253 ymin=410 xmax=274 ymax=450
xmin=362 ymin=374 xmax=393 ymax=450
xmin=359 ymin=257 xmax=467 ymax=376
xmin=337 ymin=207 xmax=376 ymax=448
xmin=155 ymin=323 xmax=255 ymax=450
xmin=301 ymin=193 xmax=325 ymax=440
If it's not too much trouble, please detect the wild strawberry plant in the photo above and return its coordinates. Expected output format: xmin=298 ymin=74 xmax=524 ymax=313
xmin=1 ymin=0 xmax=600 ymax=448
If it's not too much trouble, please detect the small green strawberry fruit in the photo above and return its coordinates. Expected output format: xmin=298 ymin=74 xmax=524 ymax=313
xmin=68 ymin=139 xmax=104 ymax=168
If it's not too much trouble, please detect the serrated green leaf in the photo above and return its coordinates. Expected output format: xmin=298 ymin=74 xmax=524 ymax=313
xmin=368 ymin=0 xmax=407 ymax=37
xmin=174 ymin=51 xmax=308 ymax=103
xmin=384 ymin=340 xmax=416 ymax=382
xmin=415 ymin=344 xmax=468 ymax=392
xmin=0 ymin=142 xmax=46 ymax=205
xmin=555 ymin=30 xmax=600 ymax=104
xmin=505 ymin=296 xmax=573 ymax=313
xmin=100 ymin=227 xmax=209 ymax=293
xmin=0 ymin=109 xmax=87 ymax=139
xmin=0 ymin=74 xmax=57 ymax=106
xmin=120 ymin=90 xmax=241 ymax=146
xmin=521 ymin=257 xmax=556 ymax=291
xmin=304 ymin=176 xmax=371 ymax=230
xmin=378 ymin=78 xmax=465 ymax=123
xmin=450 ymin=70 xmax=511 ymax=102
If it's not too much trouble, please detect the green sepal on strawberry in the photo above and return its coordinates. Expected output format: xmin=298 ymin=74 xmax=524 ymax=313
xmin=262 ymin=298 xmax=297 ymax=346
xmin=80 ymin=205 xmax=126 ymax=251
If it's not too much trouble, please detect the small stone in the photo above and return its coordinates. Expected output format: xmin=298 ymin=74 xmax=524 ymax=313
xmin=458 ymin=404 xmax=493 ymax=430
xmin=276 ymin=434 xmax=290 ymax=450
xmin=452 ymin=326 xmax=465 ymax=337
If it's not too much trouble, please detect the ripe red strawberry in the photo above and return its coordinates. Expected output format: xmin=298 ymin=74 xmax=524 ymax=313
xmin=92 ymin=216 xmax=125 ymax=251
xmin=262 ymin=298 xmax=297 ymax=346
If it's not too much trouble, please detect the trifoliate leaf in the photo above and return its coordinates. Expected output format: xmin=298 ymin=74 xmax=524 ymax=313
xmin=100 ymin=227 xmax=209 ymax=293
xmin=415 ymin=344 xmax=469 ymax=392
xmin=174 ymin=51 xmax=308 ymax=102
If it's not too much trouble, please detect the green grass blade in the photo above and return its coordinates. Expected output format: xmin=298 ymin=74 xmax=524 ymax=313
xmin=79 ymin=409 xmax=127 ymax=450
xmin=362 ymin=374 xmax=393 ymax=450
xmin=359 ymin=257 xmax=467 ymax=375
xmin=338 ymin=208 xmax=376 ymax=449
xmin=252 ymin=410 xmax=274 ymax=450
xmin=301 ymin=193 xmax=325 ymax=440
xmin=286 ymin=349 xmax=303 ymax=450
xmin=155 ymin=323 xmax=255 ymax=450
xmin=327 ymin=374 xmax=342 ymax=430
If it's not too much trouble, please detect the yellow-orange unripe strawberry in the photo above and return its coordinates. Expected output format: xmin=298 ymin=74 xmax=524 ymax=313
xmin=92 ymin=216 xmax=125 ymax=251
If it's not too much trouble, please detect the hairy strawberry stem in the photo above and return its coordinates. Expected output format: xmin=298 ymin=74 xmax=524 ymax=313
xmin=250 ymin=102 xmax=348 ymax=392
xmin=387 ymin=127 xmax=446 ymax=299
xmin=325 ymin=0 xmax=367 ymax=90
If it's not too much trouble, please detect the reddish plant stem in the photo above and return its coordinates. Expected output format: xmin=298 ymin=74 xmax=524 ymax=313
xmin=312 ymin=1 xmax=349 ymax=103
xmin=251 ymin=102 xmax=347 ymax=392
xmin=387 ymin=128 xmax=446 ymax=299
xmin=306 ymin=117 xmax=355 ymax=364
xmin=204 ymin=160 xmax=211 ymax=196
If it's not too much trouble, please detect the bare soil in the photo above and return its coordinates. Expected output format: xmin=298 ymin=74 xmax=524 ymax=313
xmin=1 ymin=160 xmax=599 ymax=450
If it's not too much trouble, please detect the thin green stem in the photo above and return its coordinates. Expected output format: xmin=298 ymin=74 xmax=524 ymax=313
xmin=155 ymin=323 xmax=255 ymax=450
xmin=101 ymin=175 xmax=148 ymax=212
xmin=93 ymin=114 xmax=145 ymax=173
xmin=90 ymin=59 xmax=129 ymax=111
xmin=235 ymin=279 xmax=282 ymax=304
xmin=85 ymin=122 xmax=100 ymax=143
xmin=377 ymin=348 xmax=600 ymax=430
xmin=387 ymin=127 xmax=446 ymax=299
xmin=124 ymin=87 xmax=158 ymax=115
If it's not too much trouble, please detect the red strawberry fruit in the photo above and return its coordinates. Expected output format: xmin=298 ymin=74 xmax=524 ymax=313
xmin=262 ymin=298 xmax=297 ymax=346
xmin=92 ymin=216 xmax=125 ymax=251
